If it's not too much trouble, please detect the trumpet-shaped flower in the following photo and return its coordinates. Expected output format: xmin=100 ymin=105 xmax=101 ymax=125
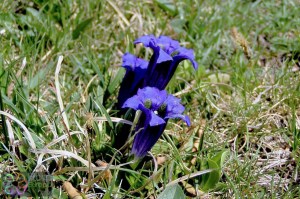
xmin=117 ymin=35 xmax=198 ymax=108
xmin=117 ymin=53 xmax=148 ymax=108
xmin=134 ymin=35 xmax=198 ymax=90
xmin=122 ymin=87 xmax=190 ymax=158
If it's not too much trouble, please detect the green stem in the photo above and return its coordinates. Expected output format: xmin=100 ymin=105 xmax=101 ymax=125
xmin=127 ymin=110 xmax=142 ymax=140
xmin=0 ymin=91 xmax=8 ymax=147
xmin=130 ymin=157 xmax=143 ymax=170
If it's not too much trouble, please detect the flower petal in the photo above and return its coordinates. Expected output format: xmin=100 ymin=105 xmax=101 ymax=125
xmin=122 ymin=95 xmax=142 ymax=110
xmin=137 ymin=87 xmax=168 ymax=110
xmin=135 ymin=35 xmax=173 ymax=64
xmin=145 ymin=40 xmax=173 ymax=64
xmin=165 ymin=94 xmax=185 ymax=114
xmin=142 ymin=44 xmax=172 ymax=89
xmin=165 ymin=114 xmax=191 ymax=126
xmin=157 ymin=48 xmax=173 ymax=64
xmin=117 ymin=53 xmax=148 ymax=108
xmin=163 ymin=94 xmax=190 ymax=126
xmin=136 ymin=105 xmax=165 ymax=127
xmin=185 ymin=115 xmax=191 ymax=126
xmin=157 ymin=36 xmax=180 ymax=54
xmin=134 ymin=34 xmax=156 ymax=47
xmin=122 ymin=53 xmax=148 ymax=70
xmin=149 ymin=111 xmax=166 ymax=126
xmin=173 ymin=47 xmax=198 ymax=70
xmin=131 ymin=123 xmax=167 ymax=158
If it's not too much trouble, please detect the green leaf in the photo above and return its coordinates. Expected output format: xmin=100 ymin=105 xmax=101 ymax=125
xmin=200 ymin=159 xmax=221 ymax=191
xmin=157 ymin=183 xmax=185 ymax=199
xmin=72 ymin=17 xmax=93 ymax=39
xmin=107 ymin=68 xmax=125 ymax=94
xmin=96 ymin=86 xmax=104 ymax=105
xmin=52 ymin=175 xmax=67 ymax=181
xmin=126 ymin=173 xmax=147 ymax=190
xmin=200 ymin=151 xmax=228 ymax=191
xmin=52 ymin=188 xmax=68 ymax=199
xmin=93 ymin=100 xmax=113 ymax=127
xmin=155 ymin=0 xmax=177 ymax=16
xmin=211 ymin=150 xmax=229 ymax=167
xmin=28 ymin=61 xmax=54 ymax=90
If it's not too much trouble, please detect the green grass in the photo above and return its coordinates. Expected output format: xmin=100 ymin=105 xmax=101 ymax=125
xmin=1 ymin=0 xmax=300 ymax=198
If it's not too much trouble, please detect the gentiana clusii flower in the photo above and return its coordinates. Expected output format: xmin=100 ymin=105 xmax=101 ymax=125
xmin=117 ymin=35 xmax=198 ymax=108
xmin=122 ymin=87 xmax=190 ymax=158
xmin=117 ymin=53 xmax=148 ymax=108
xmin=134 ymin=35 xmax=198 ymax=90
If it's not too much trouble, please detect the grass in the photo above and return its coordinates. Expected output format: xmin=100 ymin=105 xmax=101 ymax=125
xmin=0 ymin=0 xmax=300 ymax=198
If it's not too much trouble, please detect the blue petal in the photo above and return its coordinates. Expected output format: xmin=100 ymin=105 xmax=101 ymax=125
xmin=134 ymin=34 xmax=156 ymax=47
xmin=137 ymin=105 xmax=152 ymax=125
xmin=131 ymin=123 xmax=167 ymax=158
xmin=157 ymin=48 xmax=173 ymax=64
xmin=133 ymin=35 xmax=173 ymax=90
xmin=117 ymin=53 xmax=149 ymax=108
xmin=122 ymin=53 xmax=136 ymax=71
xmin=135 ymin=36 xmax=173 ymax=64
xmin=137 ymin=104 xmax=165 ymax=126
xmin=157 ymin=36 xmax=180 ymax=54
xmin=122 ymin=95 xmax=142 ymax=110
xmin=185 ymin=115 xmax=191 ymax=126
xmin=165 ymin=114 xmax=191 ymax=126
xmin=165 ymin=95 xmax=185 ymax=114
xmin=149 ymin=111 xmax=166 ymax=126
xmin=173 ymin=47 xmax=198 ymax=70
xmin=142 ymin=46 xmax=172 ymax=89
xmin=122 ymin=53 xmax=148 ymax=70
xmin=145 ymin=39 xmax=173 ymax=64
xmin=137 ymin=87 xmax=168 ymax=110
xmin=163 ymin=94 xmax=190 ymax=126
xmin=123 ymin=87 xmax=167 ymax=126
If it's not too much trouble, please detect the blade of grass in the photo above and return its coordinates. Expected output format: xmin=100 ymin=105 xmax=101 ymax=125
xmin=55 ymin=55 xmax=70 ymax=131
xmin=0 ymin=110 xmax=36 ymax=149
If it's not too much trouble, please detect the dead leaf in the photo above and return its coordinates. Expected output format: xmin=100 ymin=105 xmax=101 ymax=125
xmin=95 ymin=160 xmax=112 ymax=183
xmin=62 ymin=181 xmax=83 ymax=199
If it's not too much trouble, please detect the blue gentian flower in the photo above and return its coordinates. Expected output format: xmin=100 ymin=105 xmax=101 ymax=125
xmin=117 ymin=35 xmax=198 ymax=108
xmin=122 ymin=87 xmax=190 ymax=158
xmin=134 ymin=35 xmax=198 ymax=90
xmin=117 ymin=53 xmax=148 ymax=108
